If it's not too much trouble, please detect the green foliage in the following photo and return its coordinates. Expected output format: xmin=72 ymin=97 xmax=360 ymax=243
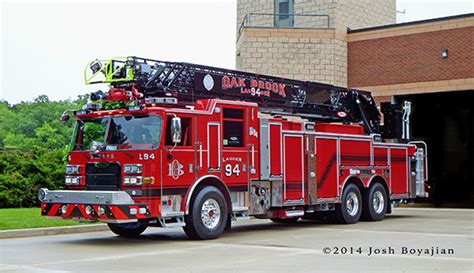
xmin=82 ymin=120 xmax=106 ymax=150
xmin=0 ymin=207 xmax=94 ymax=230
xmin=0 ymin=148 xmax=66 ymax=208
xmin=0 ymin=95 xmax=84 ymax=208
xmin=99 ymin=99 xmax=132 ymax=110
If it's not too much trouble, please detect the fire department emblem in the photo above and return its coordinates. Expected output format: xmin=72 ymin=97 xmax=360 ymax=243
xmin=203 ymin=74 xmax=214 ymax=91
xmin=168 ymin=159 xmax=184 ymax=180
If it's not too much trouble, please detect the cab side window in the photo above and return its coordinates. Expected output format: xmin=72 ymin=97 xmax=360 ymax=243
xmin=165 ymin=117 xmax=192 ymax=146
xmin=223 ymin=108 xmax=244 ymax=148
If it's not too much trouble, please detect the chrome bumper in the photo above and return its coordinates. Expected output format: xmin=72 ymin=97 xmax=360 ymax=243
xmin=38 ymin=188 xmax=135 ymax=205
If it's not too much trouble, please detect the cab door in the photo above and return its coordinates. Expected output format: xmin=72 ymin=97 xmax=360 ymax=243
xmin=161 ymin=115 xmax=195 ymax=193
xmin=221 ymin=107 xmax=248 ymax=188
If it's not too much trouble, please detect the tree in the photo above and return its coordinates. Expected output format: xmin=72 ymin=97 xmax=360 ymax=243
xmin=0 ymin=95 xmax=85 ymax=207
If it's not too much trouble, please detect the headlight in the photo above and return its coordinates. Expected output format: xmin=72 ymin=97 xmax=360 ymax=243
xmin=123 ymin=176 xmax=143 ymax=185
xmin=124 ymin=164 xmax=142 ymax=174
xmin=65 ymin=165 xmax=80 ymax=174
xmin=38 ymin=188 xmax=49 ymax=202
xmin=65 ymin=176 xmax=81 ymax=185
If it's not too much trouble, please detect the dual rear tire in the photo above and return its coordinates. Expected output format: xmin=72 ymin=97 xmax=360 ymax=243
xmin=335 ymin=183 xmax=363 ymax=224
xmin=361 ymin=183 xmax=388 ymax=221
xmin=336 ymin=182 xmax=387 ymax=224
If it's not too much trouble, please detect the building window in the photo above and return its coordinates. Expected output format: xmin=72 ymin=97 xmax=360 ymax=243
xmin=274 ymin=0 xmax=294 ymax=27
xmin=223 ymin=108 xmax=245 ymax=148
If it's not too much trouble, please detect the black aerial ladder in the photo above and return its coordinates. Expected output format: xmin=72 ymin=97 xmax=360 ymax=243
xmin=85 ymin=56 xmax=406 ymax=138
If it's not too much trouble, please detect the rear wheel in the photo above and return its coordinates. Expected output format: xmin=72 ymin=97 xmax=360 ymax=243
xmin=183 ymin=186 xmax=228 ymax=240
xmin=335 ymin=183 xmax=362 ymax=224
xmin=361 ymin=183 xmax=388 ymax=221
xmin=107 ymin=221 xmax=148 ymax=238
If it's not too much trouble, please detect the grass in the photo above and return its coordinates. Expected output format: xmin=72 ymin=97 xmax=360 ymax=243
xmin=0 ymin=207 xmax=94 ymax=230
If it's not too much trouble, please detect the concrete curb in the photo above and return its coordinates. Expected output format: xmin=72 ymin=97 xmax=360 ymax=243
xmin=0 ymin=224 xmax=109 ymax=239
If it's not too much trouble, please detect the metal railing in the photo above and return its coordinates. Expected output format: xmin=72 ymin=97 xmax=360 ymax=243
xmin=238 ymin=13 xmax=331 ymax=38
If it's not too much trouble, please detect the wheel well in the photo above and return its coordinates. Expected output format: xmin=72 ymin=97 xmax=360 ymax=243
xmin=343 ymin=176 xmax=365 ymax=193
xmin=185 ymin=176 xmax=232 ymax=215
xmin=368 ymin=175 xmax=390 ymax=197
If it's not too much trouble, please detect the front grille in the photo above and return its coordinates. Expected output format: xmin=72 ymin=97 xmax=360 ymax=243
xmin=86 ymin=163 xmax=121 ymax=191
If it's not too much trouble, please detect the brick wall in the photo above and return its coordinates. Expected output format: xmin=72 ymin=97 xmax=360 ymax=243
xmin=348 ymin=26 xmax=474 ymax=87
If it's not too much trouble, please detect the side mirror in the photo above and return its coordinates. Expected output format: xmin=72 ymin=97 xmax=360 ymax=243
xmin=60 ymin=114 xmax=70 ymax=123
xmin=171 ymin=117 xmax=182 ymax=144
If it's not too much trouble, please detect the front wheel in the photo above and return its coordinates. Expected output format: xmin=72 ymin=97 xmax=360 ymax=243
xmin=361 ymin=183 xmax=388 ymax=221
xmin=183 ymin=186 xmax=229 ymax=240
xmin=107 ymin=221 xmax=148 ymax=238
xmin=335 ymin=183 xmax=362 ymax=224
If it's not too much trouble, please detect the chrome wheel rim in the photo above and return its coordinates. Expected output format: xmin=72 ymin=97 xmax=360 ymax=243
xmin=373 ymin=191 xmax=385 ymax=214
xmin=346 ymin=192 xmax=359 ymax=217
xmin=201 ymin=198 xmax=221 ymax=229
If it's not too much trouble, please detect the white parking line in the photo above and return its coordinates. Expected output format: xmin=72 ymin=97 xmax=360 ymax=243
xmin=305 ymin=227 xmax=472 ymax=239
xmin=29 ymin=245 xmax=213 ymax=267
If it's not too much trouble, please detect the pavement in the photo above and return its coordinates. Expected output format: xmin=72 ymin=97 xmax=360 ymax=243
xmin=0 ymin=224 xmax=108 ymax=239
xmin=0 ymin=208 xmax=472 ymax=273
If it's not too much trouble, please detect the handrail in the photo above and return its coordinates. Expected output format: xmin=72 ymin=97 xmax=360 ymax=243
xmin=409 ymin=141 xmax=429 ymax=182
xmin=238 ymin=13 xmax=331 ymax=39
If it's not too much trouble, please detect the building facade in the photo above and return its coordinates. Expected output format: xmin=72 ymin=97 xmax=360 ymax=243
xmin=347 ymin=15 xmax=474 ymax=101
xmin=236 ymin=0 xmax=396 ymax=86
xmin=236 ymin=1 xmax=474 ymax=205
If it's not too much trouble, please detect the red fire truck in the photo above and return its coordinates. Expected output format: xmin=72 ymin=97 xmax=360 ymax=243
xmin=39 ymin=57 xmax=428 ymax=239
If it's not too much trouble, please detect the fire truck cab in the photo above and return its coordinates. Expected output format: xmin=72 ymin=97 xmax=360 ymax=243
xmin=39 ymin=57 xmax=428 ymax=239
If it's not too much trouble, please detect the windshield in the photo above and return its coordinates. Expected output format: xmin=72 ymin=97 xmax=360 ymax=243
xmin=73 ymin=115 xmax=162 ymax=151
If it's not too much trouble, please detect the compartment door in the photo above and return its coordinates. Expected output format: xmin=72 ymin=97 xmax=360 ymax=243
xmin=269 ymin=123 xmax=282 ymax=177
xmin=390 ymin=147 xmax=408 ymax=195
xmin=283 ymin=134 xmax=304 ymax=203
xmin=316 ymin=137 xmax=338 ymax=198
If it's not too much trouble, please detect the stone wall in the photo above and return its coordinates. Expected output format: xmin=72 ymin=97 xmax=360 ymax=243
xmin=335 ymin=0 xmax=396 ymax=30
xmin=237 ymin=0 xmax=274 ymax=33
xmin=236 ymin=0 xmax=397 ymax=87
xmin=237 ymin=0 xmax=396 ymax=30
xmin=236 ymin=28 xmax=347 ymax=86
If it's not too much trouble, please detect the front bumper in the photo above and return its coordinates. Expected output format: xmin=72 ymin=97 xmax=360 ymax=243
xmin=39 ymin=189 xmax=152 ymax=223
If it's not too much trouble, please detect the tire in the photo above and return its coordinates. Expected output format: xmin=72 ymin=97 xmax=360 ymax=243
xmin=107 ymin=221 xmax=148 ymax=238
xmin=183 ymin=186 xmax=229 ymax=240
xmin=335 ymin=183 xmax=362 ymax=224
xmin=270 ymin=217 xmax=299 ymax=223
xmin=361 ymin=183 xmax=388 ymax=221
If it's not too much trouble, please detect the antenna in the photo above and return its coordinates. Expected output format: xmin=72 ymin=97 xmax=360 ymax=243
xmin=396 ymin=9 xmax=406 ymax=23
